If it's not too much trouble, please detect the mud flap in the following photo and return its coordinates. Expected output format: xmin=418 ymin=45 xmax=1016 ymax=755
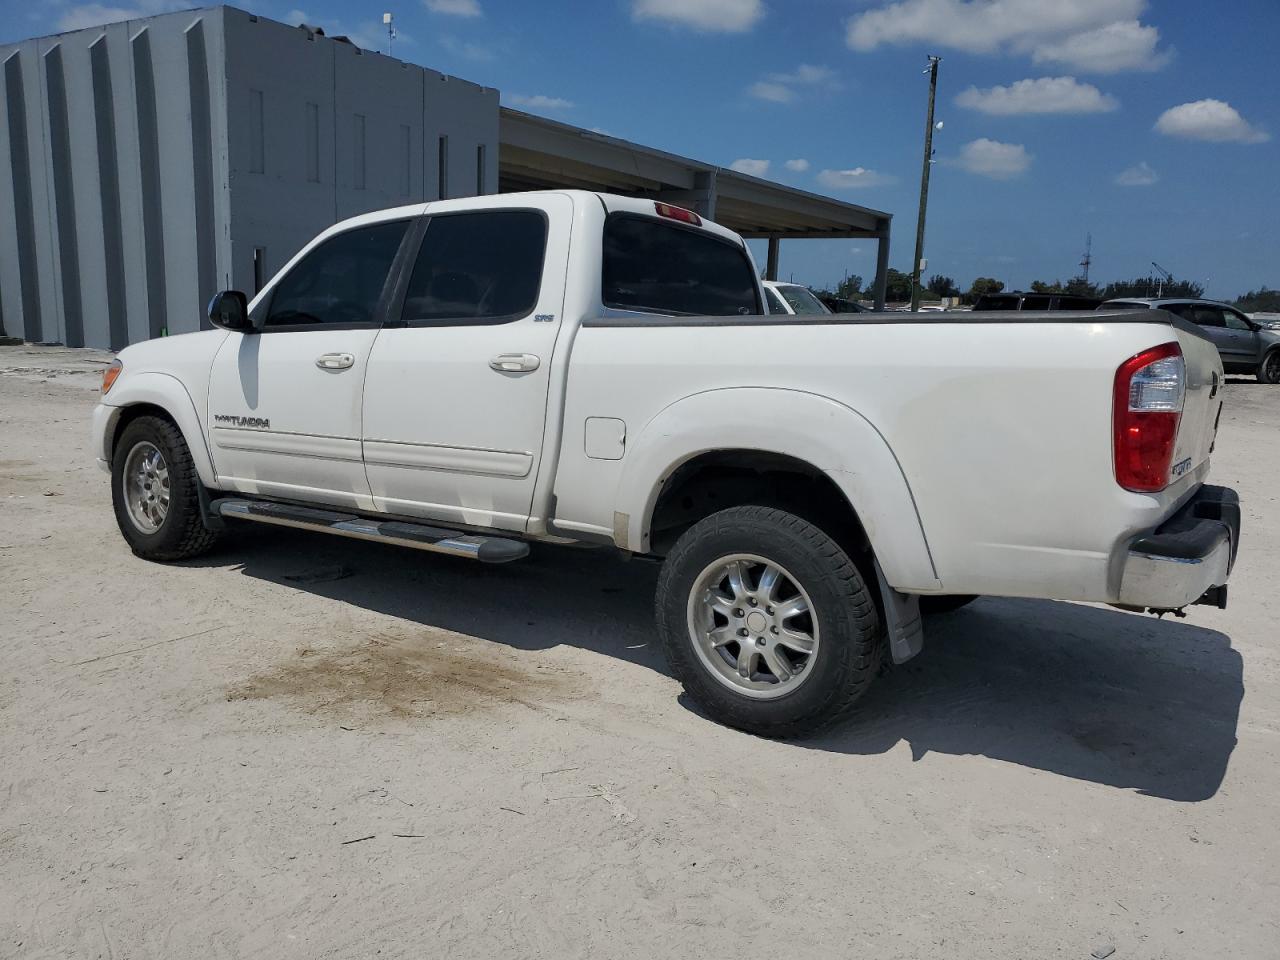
xmin=875 ymin=561 xmax=924 ymax=664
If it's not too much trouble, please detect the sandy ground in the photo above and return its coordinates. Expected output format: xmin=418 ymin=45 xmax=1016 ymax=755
xmin=1 ymin=344 xmax=1277 ymax=959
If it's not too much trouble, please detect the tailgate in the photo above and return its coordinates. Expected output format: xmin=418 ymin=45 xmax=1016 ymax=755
xmin=1172 ymin=324 xmax=1224 ymax=479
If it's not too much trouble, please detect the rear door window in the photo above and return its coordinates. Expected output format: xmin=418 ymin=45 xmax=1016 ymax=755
xmin=400 ymin=210 xmax=548 ymax=326
xmin=1191 ymin=306 xmax=1226 ymax=328
xmin=602 ymin=215 xmax=759 ymax=316
xmin=764 ymin=288 xmax=789 ymax=315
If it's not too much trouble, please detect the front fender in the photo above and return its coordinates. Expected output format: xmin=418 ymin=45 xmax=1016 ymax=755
xmin=616 ymin=387 xmax=941 ymax=591
xmin=96 ymin=372 xmax=217 ymax=487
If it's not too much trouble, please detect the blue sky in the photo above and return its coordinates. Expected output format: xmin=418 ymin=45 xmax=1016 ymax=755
xmin=8 ymin=0 xmax=1279 ymax=298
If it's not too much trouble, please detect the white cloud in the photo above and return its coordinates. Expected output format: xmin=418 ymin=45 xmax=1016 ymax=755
xmin=632 ymin=0 xmax=764 ymax=32
xmin=955 ymin=76 xmax=1118 ymax=115
xmin=846 ymin=0 xmax=1170 ymax=73
xmin=729 ymin=158 xmax=770 ymax=176
xmin=954 ymin=139 xmax=1031 ymax=179
xmin=56 ymin=1 xmax=183 ymax=31
xmin=1115 ymin=161 xmax=1158 ymax=187
xmin=424 ymin=0 xmax=482 ymax=16
xmin=784 ymin=158 xmax=810 ymax=172
xmin=816 ymin=167 xmax=896 ymax=190
xmin=1032 ymin=20 xmax=1172 ymax=73
xmin=748 ymin=82 xmax=794 ymax=103
xmin=767 ymin=64 xmax=835 ymax=85
xmin=748 ymin=63 xmax=836 ymax=103
xmin=439 ymin=35 xmax=495 ymax=60
xmin=506 ymin=94 xmax=574 ymax=111
xmin=1155 ymin=99 xmax=1269 ymax=144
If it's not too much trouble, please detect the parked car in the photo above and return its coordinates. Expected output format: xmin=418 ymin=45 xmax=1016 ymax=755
xmin=974 ymin=291 xmax=1103 ymax=311
xmin=91 ymin=192 xmax=1240 ymax=737
xmin=1098 ymin=298 xmax=1280 ymax=383
xmin=762 ymin=280 xmax=831 ymax=316
xmin=816 ymin=294 xmax=871 ymax=314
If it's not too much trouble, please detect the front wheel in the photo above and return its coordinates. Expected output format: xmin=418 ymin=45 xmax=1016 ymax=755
xmin=111 ymin=415 xmax=220 ymax=561
xmin=655 ymin=505 xmax=882 ymax=738
xmin=1258 ymin=349 xmax=1280 ymax=384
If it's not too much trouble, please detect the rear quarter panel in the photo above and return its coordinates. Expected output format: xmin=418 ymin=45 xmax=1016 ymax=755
xmin=554 ymin=316 xmax=1199 ymax=602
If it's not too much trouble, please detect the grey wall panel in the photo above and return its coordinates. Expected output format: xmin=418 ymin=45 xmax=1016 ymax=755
xmin=44 ymin=45 xmax=85 ymax=347
xmin=90 ymin=36 xmax=128 ymax=350
xmin=131 ymin=27 xmax=168 ymax=341
xmin=149 ymin=16 xmax=201 ymax=336
xmin=0 ymin=55 xmax=12 ymax=339
xmin=60 ymin=34 xmax=113 ymax=352
xmin=185 ymin=18 xmax=216 ymax=324
xmin=334 ymin=44 xmax=427 ymax=221
xmin=1 ymin=50 xmax=40 ymax=341
xmin=426 ymin=74 xmax=498 ymax=200
xmin=223 ymin=10 xmax=337 ymax=295
xmin=28 ymin=40 xmax=63 ymax=343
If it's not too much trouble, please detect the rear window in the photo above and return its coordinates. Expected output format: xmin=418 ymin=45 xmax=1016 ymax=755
xmin=776 ymin=284 xmax=830 ymax=316
xmin=602 ymin=215 xmax=759 ymax=316
xmin=764 ymin=288 xmax=789 ymax=315
xmin=974 ymin=295 xmax=1020 ymax=311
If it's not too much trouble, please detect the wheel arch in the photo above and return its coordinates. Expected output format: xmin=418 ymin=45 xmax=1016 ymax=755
xmin=102 ymin=372 xmax=217 ymax=487
xmin=616 ymin=387 xmax=940 ymax=591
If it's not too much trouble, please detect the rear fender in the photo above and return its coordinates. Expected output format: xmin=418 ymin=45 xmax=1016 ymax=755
xmin=616 ymin=387 xmax=941 ymax=591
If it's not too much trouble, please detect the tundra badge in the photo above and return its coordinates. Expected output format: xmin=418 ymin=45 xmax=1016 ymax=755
xmin=214 ymin=414 xmax=271 ymax=429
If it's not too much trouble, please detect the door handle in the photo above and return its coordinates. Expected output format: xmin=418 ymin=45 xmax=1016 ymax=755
xmin=316 ymin=352 xmax=355 ymax=370
xmin=489 ymin=353 xmax=540 ymax=373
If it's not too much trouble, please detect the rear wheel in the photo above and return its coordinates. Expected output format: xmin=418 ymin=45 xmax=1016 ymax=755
xmin=1259 ymin=349 xmax=1280 ymax=384
xmin=655 ymin=505 xmax=882 ymax=738
xmin=111 ymin=416 xmax=220 ymax=561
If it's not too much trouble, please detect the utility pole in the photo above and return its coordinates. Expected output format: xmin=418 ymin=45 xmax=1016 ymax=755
xmin=910 ymin=56 xmax=942 ymax=312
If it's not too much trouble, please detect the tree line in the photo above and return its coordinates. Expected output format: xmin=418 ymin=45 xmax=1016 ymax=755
xmin=814 ymin=274 xmax=1279 ymax=311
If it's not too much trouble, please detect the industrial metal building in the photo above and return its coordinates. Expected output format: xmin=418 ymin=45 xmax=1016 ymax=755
xmin=0 ymin=5 xmax=891 ymax=350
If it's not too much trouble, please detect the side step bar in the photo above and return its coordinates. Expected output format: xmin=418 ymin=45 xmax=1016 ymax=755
xmin=211 ymin=498 xmax=530 ymax=563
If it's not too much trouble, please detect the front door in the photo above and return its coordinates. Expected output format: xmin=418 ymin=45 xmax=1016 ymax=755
xmin=207 ymin=219 xmax=411 ymax=510
xmin=361 ymin=196 xmax=571 ymax=531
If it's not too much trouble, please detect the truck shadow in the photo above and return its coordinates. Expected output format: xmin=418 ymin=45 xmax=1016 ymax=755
xmin=206 ymin=526 xmax=1241 ymax=803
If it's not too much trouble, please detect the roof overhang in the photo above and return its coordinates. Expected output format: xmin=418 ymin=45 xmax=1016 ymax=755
xmin=498 ymin=108 xmax=890 ymax=240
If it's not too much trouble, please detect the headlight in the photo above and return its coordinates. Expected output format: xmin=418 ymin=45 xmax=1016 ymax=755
xmin=101 ymin=359 xmax=123 ymax=395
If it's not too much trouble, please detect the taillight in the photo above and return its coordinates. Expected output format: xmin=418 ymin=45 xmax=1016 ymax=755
xmin=654 ymin=201 xmax=701 ymax=226
xmin=101 ymin=359 xmax=123 ymax=395
xmin=1113 ymin=342 xmax=1184 ymax=492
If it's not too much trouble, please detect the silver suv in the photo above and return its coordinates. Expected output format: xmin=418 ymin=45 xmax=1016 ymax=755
xmin=1099 ymin=298 xmax=1280 ymax=383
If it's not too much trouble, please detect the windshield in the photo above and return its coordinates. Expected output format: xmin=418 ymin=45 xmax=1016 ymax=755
xmin=776 ymin=284 xmax=830 ymax=316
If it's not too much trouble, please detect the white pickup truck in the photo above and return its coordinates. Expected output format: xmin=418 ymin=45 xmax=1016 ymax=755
xmin=92 ymin=191 xmax=1241 ymax=736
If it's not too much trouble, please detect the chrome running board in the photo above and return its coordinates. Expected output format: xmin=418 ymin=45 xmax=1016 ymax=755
xmin=212 ymin=498 xmax=529 ymax=563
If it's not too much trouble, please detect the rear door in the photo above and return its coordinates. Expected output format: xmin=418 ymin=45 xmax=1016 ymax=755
xmin=360 ymin=196 xmax=572 ymax=531
xmin=207 ymin=218 xmax=411 ymax=509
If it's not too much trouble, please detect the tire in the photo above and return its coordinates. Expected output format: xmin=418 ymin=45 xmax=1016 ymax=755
xmin=111 ymin=415 xmax=220 ymax=561
xmin=919 ymin=594 xmax=979 ymax=615
xmin=655 ymin=505 xmax=882 ymax=738
xmin=1258 ymin=349 xmax=1280 ymax=384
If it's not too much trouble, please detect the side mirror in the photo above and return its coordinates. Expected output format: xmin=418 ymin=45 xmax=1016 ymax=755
xmin=207 ymin=290 xmax=252 ymax=332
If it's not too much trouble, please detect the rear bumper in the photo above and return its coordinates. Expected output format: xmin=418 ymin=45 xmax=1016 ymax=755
xmin=1117 ymin=484 xmax=1241 ymax=610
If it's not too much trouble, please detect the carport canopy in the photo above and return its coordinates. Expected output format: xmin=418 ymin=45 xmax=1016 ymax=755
xmin=499 ymin=108 xmax=892 ymax=309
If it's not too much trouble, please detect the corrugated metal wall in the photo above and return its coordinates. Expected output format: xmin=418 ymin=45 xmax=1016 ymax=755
xmin=0 ymin=6 xmax=500 ymax=350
